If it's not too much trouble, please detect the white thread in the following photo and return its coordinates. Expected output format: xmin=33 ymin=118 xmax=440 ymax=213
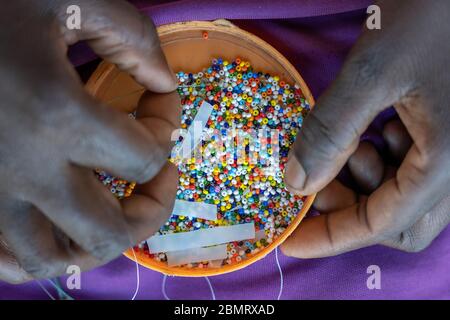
xmin=36 ymin=249 xmax=140 ymax=301
xmin=47 ymin=279 xmax=74 ymax=300
xmin=36 ymin=280 xmax=55 ymax=300
xmin=161 ymin=274 xmax=215 ymax=300
xmin=227 ymin=206 xmax=242 ymax=213
xmin=162 ymin=275 xmax=170 ymax=300
xmin=275 ymin=247 xmax=284 ymax=300
xmin=130 ymin=247 xmax=140 ymax=300
xmin=205 ymin=277 xmax=216 ymax=300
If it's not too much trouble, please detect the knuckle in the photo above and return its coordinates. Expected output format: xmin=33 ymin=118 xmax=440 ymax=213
xmin=133 ymin=149 xmax=166 ymax=184
xmin=397 ymin=161 xmax=428 ymax=195
xmin=301 ymin=112 xmax=353 ymax=161
xmin=345 ymin=46 xmax=385 ymax=88
xmin=5 ymin=275 xmax=30 ymax=285
xmin=397 ymin=230 xmax=430 ymax=253
xmin=401 ymin=242 xmax=429 ymax=253
xmin=82 ymin=230 xmax=130 ymax=262
xmin=94 ymin=9 xmax=158 ymax=54
xmin=139 ymin=14 xmax=159 ymax=49
xmin=33 ymin=85 xmax=86 ymax=132
xmin=21 ymin=257 xmax=60 ymax=279
xmin=120 ymin=13 xmax=159 ymax=55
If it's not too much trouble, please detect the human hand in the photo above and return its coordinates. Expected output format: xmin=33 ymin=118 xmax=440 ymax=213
xmin=282 ymin=0 xmax=450 ymax=258
xmin=0 ymin=0 xmax=180 ymax=283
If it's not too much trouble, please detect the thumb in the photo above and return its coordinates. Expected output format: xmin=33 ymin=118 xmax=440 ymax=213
xmin=285 ymin=41 xmax=405 ymax=195
xmin=57 ymin=0 xmax=177 ymax=93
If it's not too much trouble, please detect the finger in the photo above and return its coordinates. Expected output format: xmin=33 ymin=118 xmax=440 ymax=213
xmin=0 ymin=234 xmax=31 ymax=284
xmin=136 ymin=91 xmax=181 ymax=153
xmin=122 ymin=161 xmax=178 ymax=243
xmin=34 ymin=90 xmax=180 ymax=262
xmin=313 ymin=180 xmax=357 ymax=213
xmin=382 ymin=194 xmax=450 ymax=252
xmin=347 ymin=142 xmax=384 ymax=194
xmin=120 ymin=92 xmax=180 ymax=242
xmin=30 ymin=166 xmax=132 ymax=263
xmin=58 ymin=0 xmax=177 ymax=92
xmin=285 ymin=25 xmax=408 ymax=196
xmin=28 ymin=25 xmax=178 ymax=184
xmin=2 ymin=11 xmax=175 ymax=185
xmin=383 ymin=119 xmax=413 ymax=164
xmin=0 ymin=200 xmax=99 ymax=279
xmin=68 ymin=91 xmax=177 ymax=183
xmin=34 ymin=3 xmax=178 ymax=184
xmin=282 ymin=140 xmax=449 ymax=258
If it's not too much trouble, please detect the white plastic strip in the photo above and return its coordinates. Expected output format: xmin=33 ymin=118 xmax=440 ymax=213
xmin=171 ymin=199 xmax=217 ymax=221
xmin=147 ymin=222 xmax=255 ymax=253
xmin=166 ymin=244 xmax=227 ymax=267
xmin=208 ymin=259 xmax=224 ymax=268
xmin=172 ymin=100 xmax=213 ymax=159
xmin=255 ymin=229 xmax=266 ymax=241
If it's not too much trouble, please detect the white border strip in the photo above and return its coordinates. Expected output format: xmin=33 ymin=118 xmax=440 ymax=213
xmin=166 ymin=244 xmax=227 ymax=267
xmin=147 ymin=222 xmax=255 ymax=253
xmin=171 ymin=200 xmax=217 ymax=221
xmin=172 ymin=100 xmax=213 ymax=159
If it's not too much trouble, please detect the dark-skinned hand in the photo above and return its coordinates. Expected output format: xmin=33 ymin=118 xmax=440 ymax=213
xmin=282 ymin=0 xmax=450 ymax=258
xmin=0 ymin=0 xmax=180 ymax=283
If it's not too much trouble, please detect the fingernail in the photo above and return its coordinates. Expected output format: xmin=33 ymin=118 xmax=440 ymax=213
xmin=284 ymin=155 xmax=306 ymax=194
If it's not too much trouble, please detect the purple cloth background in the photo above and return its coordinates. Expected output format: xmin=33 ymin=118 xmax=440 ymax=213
xmin=1 ymin=0 xmax=449 ymax=300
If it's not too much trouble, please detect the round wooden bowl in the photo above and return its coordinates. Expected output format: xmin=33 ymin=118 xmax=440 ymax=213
xmin=85 ymin=20 xmax=316 ymax=277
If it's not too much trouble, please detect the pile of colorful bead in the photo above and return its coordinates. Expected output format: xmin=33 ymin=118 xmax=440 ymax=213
xmin=95 ymin=170 xmax=136 ymax=199
xmin=98 ymin=58 xmax=311 ymax=269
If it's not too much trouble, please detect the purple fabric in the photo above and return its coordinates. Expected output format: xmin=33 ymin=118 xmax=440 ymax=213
xmin=1 ymin=0 xmax=449 ymax=300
